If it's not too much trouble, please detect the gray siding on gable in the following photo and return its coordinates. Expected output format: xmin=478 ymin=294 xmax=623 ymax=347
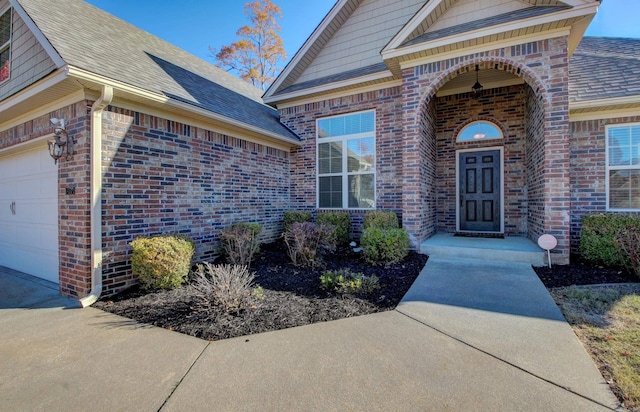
xmin=0 ymin=3 xmax=57 ymax=101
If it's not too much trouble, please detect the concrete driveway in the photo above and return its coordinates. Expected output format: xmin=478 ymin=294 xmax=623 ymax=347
xmin=0 ymin=260 xmax=620 ymax=411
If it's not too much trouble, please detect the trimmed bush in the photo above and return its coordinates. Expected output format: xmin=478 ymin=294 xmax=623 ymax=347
xmin=191 ymin=263 xmax=256 ymax=313
xmin=580 ymin=214 xmax=640 ymax=268
xmin=317 ymin=211 xmax=351 ymax=245
xmin=130 ymin=234 xmax=195 ymax=289
xmin=219 ymin=222 xmax=262 ymax=266
xmin=361 ymin=227 xmax=409 ymax=265
xmin=363 ymin=210 xmax=399 ymax=230
xmin=320 ymin=268 xmax=380 ymax=294
xmin=284 ymin=221 xmax=336 ymax=268
xmin=283 ymin=210 xmax=312 ymax=233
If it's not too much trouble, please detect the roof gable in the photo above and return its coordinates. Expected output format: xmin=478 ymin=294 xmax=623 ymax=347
xmin=265 ymin=0 xmax=599 ymax=105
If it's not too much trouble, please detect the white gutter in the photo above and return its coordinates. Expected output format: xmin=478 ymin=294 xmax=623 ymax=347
xmin=79 ymin=85 xmax=113 ymax=307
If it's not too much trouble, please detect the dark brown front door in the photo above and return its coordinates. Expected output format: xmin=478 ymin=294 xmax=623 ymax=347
xmin=459 ymin=150 xmax=501 ymax=232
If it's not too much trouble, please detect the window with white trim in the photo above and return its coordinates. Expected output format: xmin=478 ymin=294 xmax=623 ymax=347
xmin=457 ymin=120 xmax=503 ymax=142
xmin=0 ymin=7 xmax=11 ymax=84
xmin=607 ymin=124 xmax=640 ymax=210
xmin=317 ymin=110 xmax=375 ymax=209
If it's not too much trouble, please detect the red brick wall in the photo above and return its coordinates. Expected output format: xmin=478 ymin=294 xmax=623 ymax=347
xmin=569 ymin=116 xmax=640 ymax=253
xmin=401 ymin=37 xmax=571 ymax=262
xmin=435 ymin=85 xmax=527 ymax=235
xmin=99 ymin=105 xmax=291 ymax=295
xmin=279 ymin=86 xmax=405 ymax=238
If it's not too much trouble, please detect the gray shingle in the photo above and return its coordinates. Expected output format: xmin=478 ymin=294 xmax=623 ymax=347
xmin=570 ymin=37 xmax=640 ymax=102
xmin=276 ymin=63 xmax=389 ymax=95
xmin=403 ymin=6 xmax=570 ymax=47
xmin=16 ymin=0 xmax=298 ymax=141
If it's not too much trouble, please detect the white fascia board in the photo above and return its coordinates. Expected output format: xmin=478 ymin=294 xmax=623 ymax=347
xmin=570 ymin=107 xmax=640 ymax=122
xmin=9 ymin=0 xmax=66 ymax=68
xmin=570 ymin=96 xmax=640 ymax=110
xmin=0 ymin=66 xmax=69 ymax=114
xmin=382 ymin=0 xmax=447 ymax=53
xmin=273 ymin=79 xmax=403 ymax=109
xmin=264 ymin=0 xmax=348 ymax=99
xmin=398 ymin=28 xmax=570 ymax=69
xmin=263 ymin=69 xmax=394 ymax=105
xmin=67 ymin=67 xmax=301 ymax=147
xmin=382 ymin=3 xmax=598 ymax=61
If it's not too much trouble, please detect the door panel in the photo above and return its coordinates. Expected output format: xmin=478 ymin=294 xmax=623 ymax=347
xmin=459 ymin=150 xmax=501 ymax=232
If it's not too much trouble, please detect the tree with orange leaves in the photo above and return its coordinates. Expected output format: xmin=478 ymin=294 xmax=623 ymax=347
xmin=211 ymin=0 xmax=286 ymax=90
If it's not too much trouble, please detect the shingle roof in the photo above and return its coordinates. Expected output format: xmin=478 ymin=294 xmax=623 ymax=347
xmin=403 ymin=6 xmax=570 ymax=47
xmin=276 ymin=63 xmax=389 ymax=95
xmin=570 ymin=37 xmax=640 ymax=103
xmin=16 ymin=0 xmax=298 ymax=141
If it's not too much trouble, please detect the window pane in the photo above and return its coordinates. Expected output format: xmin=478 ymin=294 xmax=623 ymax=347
xmin=319 ymin=176 xmax=342 ymax=208
xmin=347 ymin=137 xmax=375 ymax=172
xmin=609 ymin=127 xmax=631 ymax=166
xmin=458 ymin=121 xmax=502 ymax=142
xmin=318 ymin=111 xmax=374 ymax=138
xmin=609 ymin=170 xmax=640 ymax=209
xmin=0 ymin=10 xmax=10 ymax=47
xmin=348 ymin=174 xmax=375 ymax=208
xmin=318 ymin=142 xmax=342 ymax=174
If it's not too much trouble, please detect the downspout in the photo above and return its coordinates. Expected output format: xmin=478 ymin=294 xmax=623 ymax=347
xmin=79 ymin=85 xmax=113 ymax=307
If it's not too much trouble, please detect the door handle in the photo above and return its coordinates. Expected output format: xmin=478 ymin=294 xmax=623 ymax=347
xmin=10 ymin=201 xmax=16 ymax=215
xmin=460 ymin=195 xmax=463 ymax=207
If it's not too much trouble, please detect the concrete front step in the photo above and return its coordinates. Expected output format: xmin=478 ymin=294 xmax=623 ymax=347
xmin=420 ymin=233 xmax=546 ymax=266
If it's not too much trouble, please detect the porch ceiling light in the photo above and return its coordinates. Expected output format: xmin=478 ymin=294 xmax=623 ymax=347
xmin=48 ymin=117 xmax=73 ymax=164
xmin=471 ymin=65 xmax=483 ymax=99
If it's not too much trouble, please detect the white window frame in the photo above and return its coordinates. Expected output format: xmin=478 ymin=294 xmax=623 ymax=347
xmin=606 ymin=123 xmax=640 ymax=211
xmin=457 ymin=120 xmax=503 ymax=142
xmin=316 ymin=110 xmax=376 ymax=210
xmin=0 ymin=6 xmax=12 ymax=84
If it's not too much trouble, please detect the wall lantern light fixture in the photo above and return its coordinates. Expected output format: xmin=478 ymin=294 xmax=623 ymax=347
xmin=471 ymin=64 xmax=483 ymax=99
xmin=48 ymin=118 xmax=73 ymax=164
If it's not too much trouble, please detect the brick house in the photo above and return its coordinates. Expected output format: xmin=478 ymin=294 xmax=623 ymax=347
xmin=0 ymin=0 xmax=298 ymax=304
xmin=0 ymin=0 xmax=638 ymax=303
xmin=264 ymin=0 xmax=639 ymax=264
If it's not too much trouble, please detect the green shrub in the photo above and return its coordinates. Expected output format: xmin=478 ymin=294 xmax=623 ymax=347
xmin=191 ymin=263 xmax=257 ymax=313
xmin=361 ymin=227 xmax=409 ymax=265
xmin=130 ymin=234 xmax=195 ymax=289
xmin=320 ymin=268 xmax=379 ymax=294
xmin=219 ymin=222 xmax=262 ymax=266
xmin=317 ymin=211 xmax=351 ymax=245
xmin=580 ymin=214 xmax=640 ymax=268
xmin=283 ymin=210 xmax=312 ymax=233
xmin=284 ymin=222 xmax=336 ymax=268
xmin=363 ymin=210 xmax=399 ymax=230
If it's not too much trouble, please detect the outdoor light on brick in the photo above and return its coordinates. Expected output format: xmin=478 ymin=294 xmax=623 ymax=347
xmin=48 ymin=117 xmax=73 ymax=164
xmin=471 ymin=64 xmax=483 ymax=99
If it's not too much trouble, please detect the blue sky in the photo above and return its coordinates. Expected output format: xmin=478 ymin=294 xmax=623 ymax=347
xmin=85 ymin=0 xmax=637 ymax=64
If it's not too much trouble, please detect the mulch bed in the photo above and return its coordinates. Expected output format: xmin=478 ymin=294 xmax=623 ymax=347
xmin=533 ymin=256 xmax=638 ymax=288
xmin=94 ymin=243 xmax=638 ymax=342
xmin=94 ymin=242 xmax=428 ymax=341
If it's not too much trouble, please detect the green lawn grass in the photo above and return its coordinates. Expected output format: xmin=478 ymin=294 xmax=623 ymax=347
xmin=551 ymin=284 xmax=640 ymax=410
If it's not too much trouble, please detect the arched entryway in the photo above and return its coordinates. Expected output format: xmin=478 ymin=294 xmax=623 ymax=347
xmin=401 ymin=49 xmax=571 ymax=264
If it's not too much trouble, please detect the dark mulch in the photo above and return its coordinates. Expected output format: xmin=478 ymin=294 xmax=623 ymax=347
xmin=533 ymin=255 xmax=639 ymax=288
xmin=94 ymin=242 xmax=428 ymax=341
xmin=94 ymin=243 xmax=638 ymax=342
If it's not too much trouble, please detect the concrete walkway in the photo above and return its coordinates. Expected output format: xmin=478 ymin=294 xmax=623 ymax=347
xmin=0 ymin=260 xmax=620 ymax=411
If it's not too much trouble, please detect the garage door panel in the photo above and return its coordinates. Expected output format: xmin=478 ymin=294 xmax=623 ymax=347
xmin=0 ymin=146 xmax=58 ymax=284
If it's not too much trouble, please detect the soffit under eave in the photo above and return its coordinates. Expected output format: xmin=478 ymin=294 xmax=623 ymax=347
xmin=264 ymin=0 xmax=361 ymax=99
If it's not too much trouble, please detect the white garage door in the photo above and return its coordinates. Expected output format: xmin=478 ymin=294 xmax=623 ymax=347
xmin=0 ymin=146 xmax=59 ymax=283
